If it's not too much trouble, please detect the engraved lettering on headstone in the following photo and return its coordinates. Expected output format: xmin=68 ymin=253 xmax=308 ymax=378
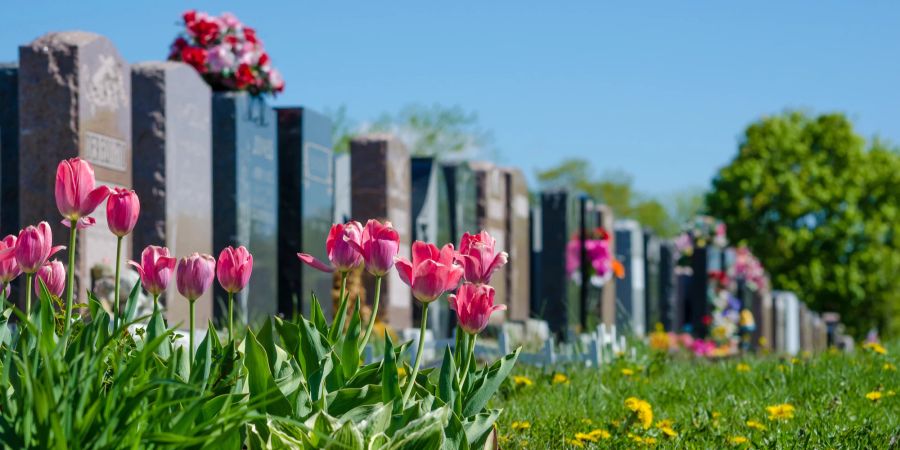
xmin=85 ymin=55 xmax=126 ymax=114
xmin=304 ymin=142 xmax=333 ymax=185
xmin=84 ymin=131 xmax=127 ymax=171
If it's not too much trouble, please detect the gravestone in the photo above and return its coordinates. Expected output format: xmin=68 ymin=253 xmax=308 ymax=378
xmin=529 ymin=204 xmax=543 ymax=328
xmin=212 ymin=92 xmax=278 ymax=324
xmin=537 ymin=190 xmax=575 ymax=339
xmin=276 ymin=107 xmax=334 ymax=318
xmin=410 ymin=157 xmax=451 ymax=337
xmin=501 ymin=167 xmax=530 ymax=322
xmin=775 ymin=291 xmax=801 ymax=355
xmin=350 ymin=135 xmax=411 ymax=329
xmin=657 ymin=241 xmax=676 ymax=331
xmin=0 ymin=64 xmax=19 ymax=236
xmin=643 ymin=230 xmax=661 ymax=331
xmin=614 ymin=220 xmax=646 ymax=337
xmin=471 ymin=162 xmax=508 ymax=320
xmin=333 ymin=153 xmax=351 ymax=224
xmin=577 ymin=196 xmax=597 ymax=331
xmin=19 ymin=32 xmax=132 ymax=302
xmin=131 ymin=61 xmax=213 ymax=326
xmin=440 ymin=161 xmax=478 ymax=239
xmin=594 ymin=204 xmax=616 ymax=327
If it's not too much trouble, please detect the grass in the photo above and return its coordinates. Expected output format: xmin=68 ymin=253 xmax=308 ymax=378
xmin=493 ymin=344 xmax=899 ymax=448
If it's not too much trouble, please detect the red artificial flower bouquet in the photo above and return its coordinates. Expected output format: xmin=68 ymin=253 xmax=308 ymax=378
xmin=168 ymin=10 xmax=285 ymax=95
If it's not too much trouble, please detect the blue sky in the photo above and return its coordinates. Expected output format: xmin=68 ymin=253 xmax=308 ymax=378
xmin=3 ymin=1 xmax=900 ymax=197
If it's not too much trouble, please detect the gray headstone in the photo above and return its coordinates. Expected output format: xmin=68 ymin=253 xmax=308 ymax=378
xmin=441 ymin=161 xmax=478 ymax=240
xmin=411 ymin=157 xmax=451 ymax=337
xmin=131 ymin=61 xmax=213 ymax=326
xmin=614 ymin=220 xmax=646 ymax=337
xmin=0 ymin=63 xmax=19 ymax=236
xmin=502 ymin=167 xmax=530 ymax=322
xmin=212 ymin=92 xmax=278 ymax=324
xmin=276 ymin=107 xmax=334 ymax=318
xmin=350 ymin=134 xmax=411 ymax=329
xmin=471 ymin=162 xmax=508 ymax=321
xmin=19 ymin=32 xmax=132 ymax=302
xmin=595 ymin=204 xmax=617 ymax=327
xmin=333 ymin=153 xmax=351 ymax=224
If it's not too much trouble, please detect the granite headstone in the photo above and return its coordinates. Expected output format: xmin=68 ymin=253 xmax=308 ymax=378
xmin=19 ymin=32 xmax=132 ymax=304
xmin=277 ymin=107 xmax=334 ymax=318
xmin=212 ymin=92 xmax=278 ymax=324
xmin=0 ymin=63 xmax=19 ymax=236
xmin=501 ymin=167 xmax=530 ymax=322
xmin=333 ymin=153 xmax=351 ymax=224
xmin=614 ymin=220 xmax=646 ymax=337
xmin=471 ymin=162 xmax=508 ymax=320
xmin=350 ymin=135 xmax=411 ymax=329
xmin=594 ymin=204 xmax=616 ymax=327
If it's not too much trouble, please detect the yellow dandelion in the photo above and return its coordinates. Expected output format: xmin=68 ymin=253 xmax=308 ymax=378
xmin=644 ymin=436 xmax=658 ymax=445
xmin=567 ymin=438 xmax=585 ymax=448
xmin=746 ymin=420 xmax=767 ymax=431
xmin=552 ymin=373 xmax=569 ymax=385
xmin=621 ymin=368 xmax=635 ymax=376
xmin=862 ymin=342 xmax=887 ymax=355
xmin=511 ymin=421 xmax=531 ymax=431
xmin=776 ymin=364 xmax=786 ymax=372
xmin=865 ymin=391 xmax=882 ymax=402
xmin=800 ymin=350 xmax=812 ymax=359
xmin=574 ymin=432 xmax=598 ymax=443
xmin=736 ymin=363 xmax=751 ymax=372
xmin=513 ymin=375 xmax=534 ymax=387
xmin=649 ymin=328 xmax=670 ymax=351
xmin=790 ymin=357 xmax=800 ymax=365
xmin=581 ymin=418 xmax=593 ymax=425
xmin=712 ymin=411 xmax=722 ymax=419
xmin=660 ymin=426 xmax=678 ymax=438
xmin=656 ymin=419 xmax=673 ymax=429
xmin=766 ymin=403 xmax=795 ymax=421
xmin=730 ymin=436 xmax=749 ymax=445
xmin=625 ymin=397 xmax=654 ymax=429
xmin=883 ymin=363 xmax=897 ymax=372
xmin=587 ymin=429 xmax=611 ymax=440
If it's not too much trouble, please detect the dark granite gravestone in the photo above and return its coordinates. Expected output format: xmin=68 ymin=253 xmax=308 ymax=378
xmin=410 ymin=157 xmax=452 ymax=336
xmin=686 ymin=247 xmax=710 ymax=337
xmin=643 ymin=230 xmax=661 ymax=331
xmin=276 ymin=107 xmax=334 ymax=318
xmin=131 ymin=61 xmax=213 ymax=326
xmin=614 ymin=220 xmax=646 ymax=337
xmin=0 ymin=64 xmax=19 ymax=237
xmin=350 ymin=135 xmax=412 ymax=329
xmin=537 ymin=190 xmax=584 ymax=339
xmin=502 ymin=167 xmax=530 ymax=322
xmin=441 ymin=162 xmax=478 ymax=240
xmin=212 ymin=92 xmax=278 ymax=324
xmin=19 ymin=32 xmax=132 ymax=302
xmin=576 ymin=196 xmax=597 ymax=331
xmin=594 ymin=204 xmax=616 ymax=327
xmin=471 ymin=162 xmax=508 ymax=318
xmin=657 ymin=241 xmax=676 ymax=331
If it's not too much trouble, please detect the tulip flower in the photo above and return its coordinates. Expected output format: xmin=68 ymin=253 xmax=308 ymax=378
xmin=34 ymin=260 xmax=65 ymax=298
xmin=449 ymin=282 xmax=506 ymax=335
xmin=0 ymin=222 xmax=65 ymax=316
xmin=217 ymin=246 xmax=253 ymax=341
xmin=106 ymin=188 xmax=140 ymax=329
xmin=55 ymin=157 xmax=112 ymax=229
xmin=395 ymin=241 xmax=464 ymax=303
xmin=177 ymin=253 xmax=216 ymax=364
xmin=106 ymin=188 xmax=140 ymax=237
xmin=297 ymin=221 xmax=363 ymax=273
xmin=0 ymin=235 xmax=21 ymax=285
xmin=347 ymin=220 xmax=400 ymax=277
xmin=457 ymin=231 xmax=508 ymax=285
xmin=129 ymin=245 xmax=177 ymax=309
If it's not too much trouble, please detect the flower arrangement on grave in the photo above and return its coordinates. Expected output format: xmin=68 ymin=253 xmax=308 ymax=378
xmin=732 ymin=245 xmax=769 ymax=292
xmin=565 ymin=227 xmax=624 ymax=286
xmin=674 ymin=215 xmax=728 ymax=272
xmin=168 ymin=10 xmax=285 ymax=95
xmin=707 ymin=270 xmax=740 ymax=353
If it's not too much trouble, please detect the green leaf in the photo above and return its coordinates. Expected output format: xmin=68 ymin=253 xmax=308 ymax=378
xmin=244 ymin=330 xmax=293 ymax=416
xmin=462 ymin=348 xmax=520 ymax=417
xmin=325 ymin=421 xmax=365 ymax=450
xmin=190 ymin=327 xmax=214 ymax=390
xmin=122 ymin=281 xmax=142 ymax=325
xmin=442 ymin=409 xmax=469 ymax=450
xmin=327 ymin=385 xmax=382 ymax=417
xmin=297 ymin=316 xmax=328 ymax=378
xmin=381 ymin=332 xmax=401 ymax=407
xmin=340 ymin=298 xmax=362 ymax=379
xmin=387 ymin=405 xmax=448 ymax=450
xmin=463 ymin=410 xmax=501 ymax=447
xmin=146 ymin=308 xmax=171 ymax=359
xmin=437 ymin=346 xmax=456 ymax=407
xmin=310 ymin=293 xmax=329 ymax=335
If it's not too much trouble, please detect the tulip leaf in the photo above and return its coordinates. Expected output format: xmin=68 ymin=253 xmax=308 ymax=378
xmin=387 ymin=405 xmax=448 ymax=450
xmin=257 ymin=317 xmax=278 ymax=371
xmin=442 ymin=408 xmax=469 ymax=450
xmin=273 ymin=317 xmax=300 ymax=356
xmin=327 ymin=385 xmax=383 ymax=416
xmin=297 ymin=316 xmax=328 ymax=379
xmin=462 ymin=348 xmax=520 ymax=417
xmin=36 ymin=280 xmax=56 ymax=351
xmin=310 ymin=293 xmax=329 ymax=335
xmin=381 ymin=332 xmax=401 ymax=407
xmin=122 ymin=281 xmax=142 ymax=325
xmin=463 ymin=409 xmax=501 ymax=447
xmin=146 ymin=308 xmax=171 ymax=360
xmin=309 ymin=354 xmax=334 ymax=410
xmin=325 ymin=420 xmax=365 ymax=450
xmin=341 ymin=298 xmax=362 ymax=379
xmin=437 ymin=346 xmax=457 ymax=407
xmin=244 ymin=330 xmax=293 ymax=416
xmin=190 ymin=328 xmax=214 ymax=391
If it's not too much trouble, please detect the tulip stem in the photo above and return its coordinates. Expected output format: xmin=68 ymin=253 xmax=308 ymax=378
xmin=63 ymin=219 xmax=77 ymax=334
xmin=25 ymin=274 xmax=33 ymax=317
xmin=152 ymin=293 xmax=159 ymax=315
xmin=459 ymin=334 xmax=477 ymax=387
xmin=113 ymin=236 xmax=122 ymax=331
xmin=189 ymin=300 xmax=195 ymax=368
xmin=402 ymin=305 xmax=428 ymax=405
xmin=328 ymin=272 xmax=349 ymax=342
xmin=227 ymin=291 xmax=234 ymax=343
xmin=0 ymin=282 xmax=6 ymax=308
xmin=359 ymin=275 xmax=382 ymax=355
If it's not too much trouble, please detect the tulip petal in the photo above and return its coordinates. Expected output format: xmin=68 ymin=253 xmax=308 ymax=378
xmin=48 ymin=245 xmax=66 ymax=258
xmin=82 ymin=185 xmax=112 ymax=216
xmin=394 ymin=257 xmax=413 ymax=286
xmin=297 ymin=253 xmax=334 ymax=273
xmin=127 ymin=260 xmax=145 ymax=277
xmin=0 ymin=247 xmax=15 ymax=262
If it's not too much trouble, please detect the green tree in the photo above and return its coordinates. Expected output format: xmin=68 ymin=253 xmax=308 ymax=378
xmin=706 ymin=111 xmax=900 ymax=337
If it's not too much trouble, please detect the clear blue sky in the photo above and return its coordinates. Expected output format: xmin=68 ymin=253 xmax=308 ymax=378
xmin=4 ymin=1 xmax=900 ymax=198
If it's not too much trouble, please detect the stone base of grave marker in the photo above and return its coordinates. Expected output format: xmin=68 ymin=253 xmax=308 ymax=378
xmin=131 ymin=61 xmax=212 ymax=326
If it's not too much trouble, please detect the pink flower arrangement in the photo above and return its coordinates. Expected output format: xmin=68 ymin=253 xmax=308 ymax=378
xmin=168 ymin=10 xmax=285 ymax=95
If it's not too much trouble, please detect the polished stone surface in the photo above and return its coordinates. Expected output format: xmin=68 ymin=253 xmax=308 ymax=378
xmin=276 ymin=107 xmax=333 ymax=318
xmin=472 ymin=162 xmax=508 ymax=320
xmin=212 ymin=92 xmax=278 ymax=324
xmin=0 ymin=63 xmax=19 ymax=237
xmin=19 ymin=32 xmax=132 ymax=305
xmin=132 ymin=61 xmax=213 ymax=325
xmin=502 ymin=167 xmax=531 ymax=322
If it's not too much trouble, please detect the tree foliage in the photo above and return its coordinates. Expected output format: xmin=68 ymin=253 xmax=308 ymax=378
xmin=706 ymin=111 xmax=900 ymax=337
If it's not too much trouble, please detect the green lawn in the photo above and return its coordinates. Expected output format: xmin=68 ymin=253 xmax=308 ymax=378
xmin=493 ymin=344 xmax=898 ymax=448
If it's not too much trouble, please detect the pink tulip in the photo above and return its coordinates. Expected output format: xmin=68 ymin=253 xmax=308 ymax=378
xmin=129 ymin=245 xmax=177 ymax=296
xmin=2 ymin=222 xmax=65 ymax=274
xmin=0 ymin=235 xmax=21 ymax=283
xmin=34 ymin=260 xmax=65 ymax=297
xmin=395 ymin=241 xmax=464 ymax=303
xmin=457 ymin=231 xmax=508 ymax=285
xmin=55 ymin=158 xmax=112 ymax=229
xmin=176 ymin=253 xmax=216 ymax=301
xmin=106 ymin=188 xmax=140 ymax=237
xmin=449 ymin=282 xmax=506 ymax=335
xmin=346 ymin=219 xmax=400 ymax=276
xmin=298 ymin=221 xmax=363 ymax=273
xmin=217 ymin=246 xmax=253 ymax=293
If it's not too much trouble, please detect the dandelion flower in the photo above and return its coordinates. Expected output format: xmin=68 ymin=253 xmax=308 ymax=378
xmin=511 ymin=421 xmax=531 ymax=431
xmin=552 ymin=373 xmax=569 ymax=385
xmin=884 ymin=363 xmax=897 ymax=372
xmin=625 ymin=397 xmax=654 ymax=429
xmin=766 ymin=404 xmax=795 ymax=421
xmin=621 ymin=368 xmax=635 ymax=376
xmin=730 ymin=436 xmax=749 ymax=445
xmin=866 ymin=391 xmax=882 ymax=402
xmin=660 ymin=426 xmax=678 ymax=438
xmin=746 ymin=420 xmax=767 ymax=431
xmin=862 ymin=342 xmax=887 ymax=355
xmin=587 ymin=429 xmax=610 ymax=440
xmin=574 ymin=432 xmax=598 ymax=443
xmin=712 ymin=411 xmax=722 ymax=419
xmin=736 ymin=363 xmax=751 ymax=372
xmin=567 ymin=438 xmax=585 ymax=448
xmin=888 ymin=390 xmax=896 ymax=397
xmin=513 ymin=375 xmax=534 ymax=387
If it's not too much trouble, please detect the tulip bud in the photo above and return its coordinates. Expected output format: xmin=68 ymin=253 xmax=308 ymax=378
xmin=129 ymin=245 xmax=177 ymax=296
xmin=457 ymin=231 xmax=508 ymax=285
xmin=449 ymin=282 xmax=506 ymax=335
xmin=216 ymin=246 xmax=253 ymax=293
xmin=395 ymin=241 xmax=464 ymax=303
xmin=55 ymin=158 xmax=112 ymax=228
xmin=347 ymin=219 xmax=399 ymax=276
xmin=176 ymin=253 xmax=216 ymax=301
xmin=13 ymin=222 xmax=65 ymax=274
xmin=106 ymin=188 xmax=140 ymax=237
xmin=34 ymin=260 xmax=66 ymax=297
xmin=0 ymin=235 xmax=22 ymax=284
xmin=298 ymin=221 xmax=363 ymax=273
